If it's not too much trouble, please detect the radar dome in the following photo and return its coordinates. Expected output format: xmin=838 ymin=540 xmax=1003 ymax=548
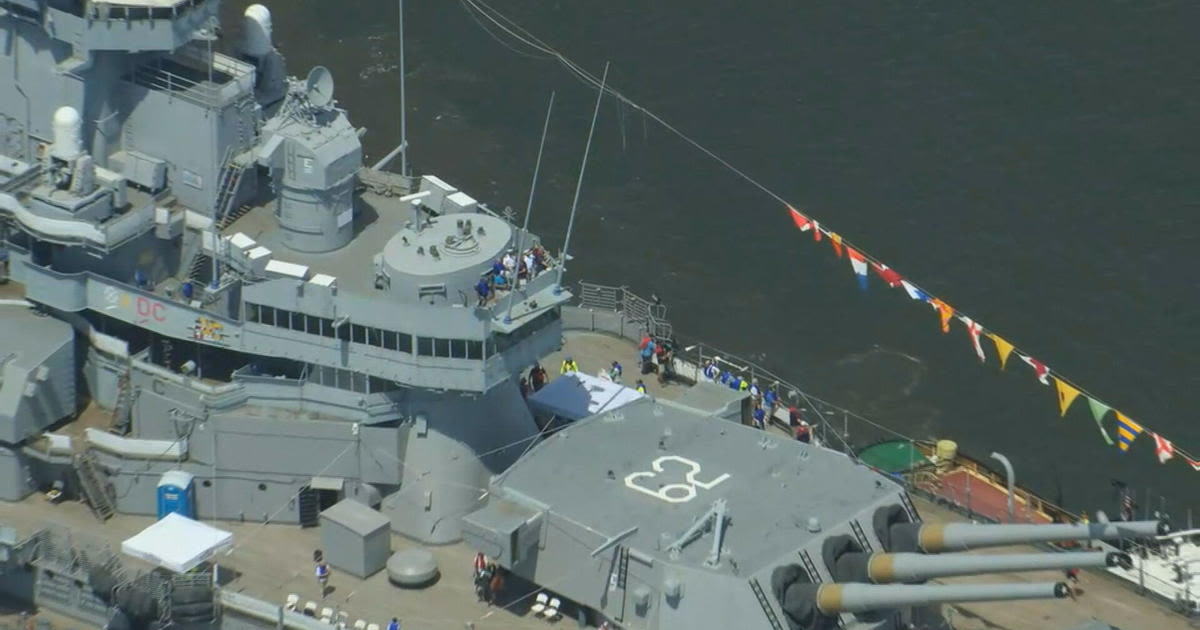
xmin=243 ymin=4 xmax=273 ymax=57
xmin=51 ymin=106 xmax=82 ymax=161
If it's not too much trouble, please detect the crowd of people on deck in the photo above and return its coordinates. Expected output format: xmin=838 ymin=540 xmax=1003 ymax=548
xmin=475 ymin=245 xmax=553 ymax=306
xmin=516 ymin=329 xmax=812 ymax=441
xmin=701 ymin=358 xmax=811 ymax=442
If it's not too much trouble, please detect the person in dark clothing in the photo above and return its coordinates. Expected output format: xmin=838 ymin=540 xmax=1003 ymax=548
xmin=518 ymin=377 xmax=530 ymax=399
xmin=475 ymin=278 xmax=490 ymax=306
xmin=529 ymin=364 xmax=547 ymax=391
xmin=486 ymin=564 xmax=504 ymax=606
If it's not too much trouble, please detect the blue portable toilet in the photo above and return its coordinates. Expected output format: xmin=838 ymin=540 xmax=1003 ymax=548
xmin=157 ymin=470 xmax=196 ymax=519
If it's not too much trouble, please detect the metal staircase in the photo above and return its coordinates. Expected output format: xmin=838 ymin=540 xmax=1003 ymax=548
xmin=72 ymin=444 xmax=116 ymax=522
xmin=110 ymin=370 xmax=134 ymax=435
xmin=188 ymin=252 xmax=212 ymax=285
xmin=297 ymin=486 xmax=320 ymax=527
xmin=213 ymin=148 xmax=251 ymax=230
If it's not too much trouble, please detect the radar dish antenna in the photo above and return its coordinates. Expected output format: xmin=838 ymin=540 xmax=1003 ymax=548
xmin=305 ymin=66 xmax=335 ymax=108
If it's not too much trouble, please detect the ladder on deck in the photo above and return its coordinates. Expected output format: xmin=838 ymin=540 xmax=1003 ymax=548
xmin=110 ymin=370 xmax=134 ymax=435
xmin=748 ymin=578 xmax=785 ymax=630
xmin=850 ymin=519 xmax=874 ymax=553
xmin=799 ymin=550 xmax=822 ymax=583
xmin=615 ymin=545 xmax=630 ymax=622
xmin=73 ymin=446 xmax=115 ymax=521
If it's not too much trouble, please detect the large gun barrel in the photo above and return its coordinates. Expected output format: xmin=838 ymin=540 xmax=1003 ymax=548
xmin=815 ymin=581 xmax=1068 ymax=615
xmin=890 ymin=520 xmax=1167 ymax=553
xmin=838 ymin=550 xmax=1128 ymax=583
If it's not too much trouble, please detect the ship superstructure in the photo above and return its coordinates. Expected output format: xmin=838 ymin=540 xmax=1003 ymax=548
xmin=0 ymin=0 xmax=565 ymax=544
xmin=0 ymin=3 xmax=1190 ymax=630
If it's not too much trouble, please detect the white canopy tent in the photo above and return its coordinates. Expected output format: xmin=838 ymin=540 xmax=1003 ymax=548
xmin=121 ymin=513 xmax=233 ymax=573
xmin=527 ymin=371 xmax=645 ymax=422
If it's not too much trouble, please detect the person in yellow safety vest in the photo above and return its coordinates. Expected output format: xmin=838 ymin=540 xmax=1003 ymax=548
xmin=739 ymin=378 xmax=750 ymax=391
xmin=560 ymin=356 xmax=579 ymax=374
xmin=635 ymin=379 xmax=647 ymax=394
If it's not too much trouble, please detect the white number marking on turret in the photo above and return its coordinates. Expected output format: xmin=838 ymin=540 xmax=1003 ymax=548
xmin=624 ymin=455 xmax=731 ymax=504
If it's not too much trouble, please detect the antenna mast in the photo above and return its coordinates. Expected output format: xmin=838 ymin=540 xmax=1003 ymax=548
xmin=398 ymin=0 xmax=409 ymax=177
xmin=506 ymin=91 xmax=556 ymax=323
xmin=556 ymin=62 xmax=610 ymax=291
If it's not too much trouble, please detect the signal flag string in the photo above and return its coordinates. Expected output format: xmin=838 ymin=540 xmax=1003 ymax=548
xmin=787 ymin=205 xmax=1197 ymax=469
xmin=456 ymin=0 xmax=1197 ymax=469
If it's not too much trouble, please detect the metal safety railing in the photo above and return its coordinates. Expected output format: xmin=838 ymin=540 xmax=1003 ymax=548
xmin=577 ymin=281 xmax=672 ymax=339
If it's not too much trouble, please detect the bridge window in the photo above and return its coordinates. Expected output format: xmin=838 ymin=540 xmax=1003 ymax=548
xmin=368 ymin=376 xmax=394 ymax=394
xmin=243 ymin=303 xmax=475 ymax=361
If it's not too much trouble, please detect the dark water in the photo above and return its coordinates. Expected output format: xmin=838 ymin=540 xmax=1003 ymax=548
xmin=226 ymin=1 xmax=1199 ymax=519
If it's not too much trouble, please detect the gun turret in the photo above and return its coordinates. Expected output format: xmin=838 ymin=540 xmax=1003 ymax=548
xmin=815 ymin=581 xmax=1069 ymax=615
xmin=889 ymin=520 xmax=1167 ymax=553
xmin=835 ymin=550 xmax=1129 ymax=583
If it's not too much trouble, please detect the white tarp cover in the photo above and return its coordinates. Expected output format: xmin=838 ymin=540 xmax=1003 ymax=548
xmin=527 ymin=371 xmax=645 ymax=421
xmin=121 ymin=513 xmax=233 ymax=573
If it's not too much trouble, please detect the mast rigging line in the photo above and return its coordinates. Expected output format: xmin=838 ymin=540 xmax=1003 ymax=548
xmin=456 ymin=0 xmax=1196 ymax=463
xmin=457 ymin=0 xmax=793 ymax=210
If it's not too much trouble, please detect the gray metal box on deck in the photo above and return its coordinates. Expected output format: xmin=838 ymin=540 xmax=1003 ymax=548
xmin=318 ymin=499 xmax=392 ymax=578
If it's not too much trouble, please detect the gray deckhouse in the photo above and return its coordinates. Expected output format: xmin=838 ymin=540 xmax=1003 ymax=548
xmin=0 ymin=0 xmax=563 ymax=544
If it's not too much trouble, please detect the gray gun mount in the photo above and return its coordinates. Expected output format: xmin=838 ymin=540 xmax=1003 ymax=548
xmin=835 ymin=550 xmax=1130 ymax=583
xmin=816 ymin=581 xmax=1070 ymax=614
xmin=774 ymin=578 xmax=1068 ymax=629
xmin=887 ymin=519 xmax=1167 ymax=553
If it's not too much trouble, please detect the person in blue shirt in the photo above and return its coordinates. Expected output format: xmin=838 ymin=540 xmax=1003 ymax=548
xmin=752 ymin=406 xmax=766 ymax=430
xmin=386 ymin=619 xmax=400 ymax=630
xmin=475 ymin=278 xmax=490 ymax=306
xmin=639 ymin=339 xmax=656 ymax=374
xmin=609 ymin=361 xmax=623 ymax=383
xmin=718 ymin=371 xmax=731 ymax=385
xmin=702 ymin=360 xmax=719 ymax=380
xmin=315 ymin=561 xmax=330 ymax=597
xmin=764 ymin=388 xmax=779 ymax=420
xmin=729 ymin=376 xmax=742 ymax=391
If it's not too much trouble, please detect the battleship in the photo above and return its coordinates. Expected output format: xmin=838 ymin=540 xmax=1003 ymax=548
xmin=0 ymin=2 xmax=1194 ymax=630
